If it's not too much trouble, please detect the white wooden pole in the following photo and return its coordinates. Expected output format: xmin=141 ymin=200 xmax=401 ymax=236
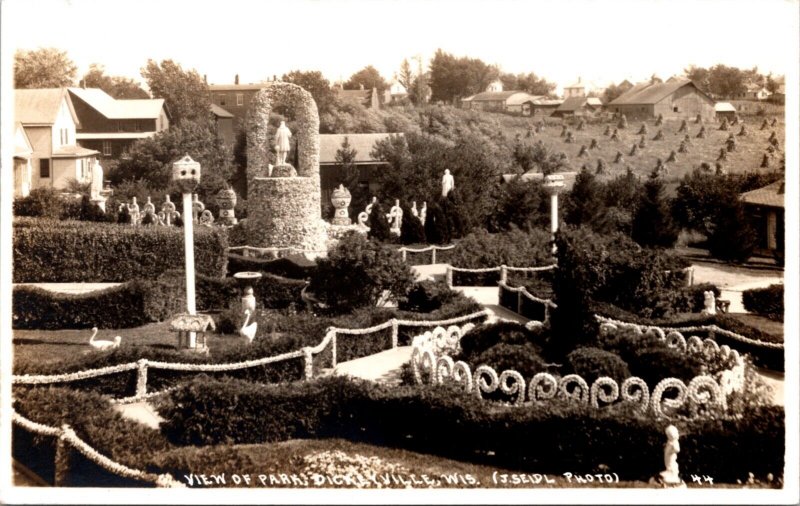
xmin=183 ymin=192 xmax=196 ymax=347
xmin=550 ymin=192 xmax=558 ymax=255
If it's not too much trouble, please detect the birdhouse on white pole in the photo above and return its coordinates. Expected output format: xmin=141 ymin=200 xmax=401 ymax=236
xmin=543 ymin=174 xmax=565 ymax=255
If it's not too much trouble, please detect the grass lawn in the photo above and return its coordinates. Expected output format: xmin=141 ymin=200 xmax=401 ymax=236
xmin=152 ymin=437 xmax=780 ymax=489
xmin=12 ymin=322 xmax=248 ymax=369
xmin=726 ymin=313 xmax=783 ymax=341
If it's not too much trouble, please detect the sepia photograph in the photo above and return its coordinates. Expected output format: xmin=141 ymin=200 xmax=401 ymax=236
xmin=1 ymin=0 xmax=797 ymax=503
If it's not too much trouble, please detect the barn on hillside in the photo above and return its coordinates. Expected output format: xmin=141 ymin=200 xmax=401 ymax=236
xmin=607 ymin=79 xmax=715 ymax=122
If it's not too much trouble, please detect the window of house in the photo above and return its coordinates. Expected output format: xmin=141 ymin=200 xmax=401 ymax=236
xmin=134 ymin=121 xmax=141 ymax=132
xmin=236 ymin=93 xmax=244 ymax=106
xmin=673 ymin=106 xmax=679 ymax=112
xmin=40 ymin=159 xmax=50 ymax=178
xmin=219 ymin=94 xmax=226 ymax=106
xmin=103 ymin=141 xmax=112 ymax=157
xmin=117 ymin=122 xmax=123 ymax=132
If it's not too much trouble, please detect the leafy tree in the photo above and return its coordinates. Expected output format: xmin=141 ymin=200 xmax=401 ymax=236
xmin=400 ymin=202 xmax=426 ymax=244
xmin=334 ymin=136 xmax=368 ymax=212
xmin=429 ymin=49 xmax=499 ymax=103
xmin=309 ymin=231 xmax=414 ymax=312
xmin=516 ymin=72 xmax=557 ymax=96
xmin=82 ymin=64 xmax=149 ymax=99
xmin=631 ymin=173 xmax=678 ymax=248
xmin=684 ymin=65 xmax=711 ymax=93
xmin=564 ymin=166 xmax=603 ymax=227
xmin=141 ymin=59 xmax=211 ymax=125
xmin=110 ymin=121 xmax=234 ymax=200
xmin=708 ymin=64 xmax=746 ymax=98
xmin=602 ymin=83 xmax=627 ymax=104
xmin=14 ymin=47 xmax=77 ymax=88
xmin=499 ymin=72 xmax=518 ymax=91
xmin=282 ymin=70 xmax=335 ymax=114
xmin=424 ymin=202 xmax=450 ymax=245
xmin=344 ymin=65 xmax=388 ymax=93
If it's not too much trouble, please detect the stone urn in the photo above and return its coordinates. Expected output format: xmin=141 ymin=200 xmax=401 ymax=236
xmin=330 ymin=184 xmax=352 ymax=225
xmin=216 ymin=188 xmax=238 ymax=225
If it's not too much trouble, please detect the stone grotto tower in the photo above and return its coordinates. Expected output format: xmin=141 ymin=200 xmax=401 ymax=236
xmin=245 ymin=82 xmax=327 ymax=254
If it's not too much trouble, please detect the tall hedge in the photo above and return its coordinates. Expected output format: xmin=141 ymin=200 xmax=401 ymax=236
xmin=742 ymin=284 xmax=784 ymax=321
xmin=13 ymin=218 xmax=228 ymax=282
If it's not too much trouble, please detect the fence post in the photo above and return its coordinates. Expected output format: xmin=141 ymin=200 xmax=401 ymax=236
xmin=500 ymin=265 xmax=508 ymax=283
xmin=54 ymin=427 xmax=71 ymax=487
xmin=446 ymin=267 xmax=453 ymax=288
xmin=391 ymin=319 xmax=399 ymax=348
xmin=136 ymin=359 xmax=148 ymax=398
xmin=302 ymin=347 xmax=313 ymax=380
xmin=688 ymin=267 xmax=695 ymax=287
xmin=431 ymin=247 xmax=437 ymax=264
xmin=517 ymin=291 xmax=522 ymax=315
xmin=401 ymin=249 xmax=407 ymax=262
xmin=331 ymin=333 xmax=337 ymax=369
xmin=242 ymin=248 xmax=250 ymax=258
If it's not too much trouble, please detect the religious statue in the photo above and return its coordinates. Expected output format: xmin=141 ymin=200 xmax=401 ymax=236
xmin=419 ymin=201 xmax=427 ymax=225
xmin=442 ymin=169 xmax=455 ymax=198
xmin=127 ymin=197 xmax=140 ymax=225
xmin=90 ymin=160 xmax=104 ymax=200
xmin=659 ymin=425 xmax=683 ymax=486
xmin=274 ymin=121 xmax=292 ymax=166
xmin=159 ymin=195 xmax=179 ymax=226
xmin=411 ymin=201 xmax=419 ymax=218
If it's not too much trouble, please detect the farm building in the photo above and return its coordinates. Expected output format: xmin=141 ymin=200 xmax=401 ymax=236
xmin=530 ymin=98 xmax=562 ymax=115
xmin=318 ymin=133 xmax=401 ymax=203
xmin=607 ymin=79 xmax=715 ymax=122
xmin=741 ymin=179 xmax=784 ymax=256
xmin=460 ymin=91 xmax=541 ymax=114
xmin=551 ymin=97 xmax=603 ymax=117
xmin=714 ymin=102 xmax=737 ymax=121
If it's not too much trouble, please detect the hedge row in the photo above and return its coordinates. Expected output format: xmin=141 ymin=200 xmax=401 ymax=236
xmin=157 ymin=376 xmax=785 ymax=484
xmin=591 ymin=301 xmax=784 ymax=371
xmin=742 ymin=284 xmax=784 ymax=322
xmin=12 ymin=281 xmax=181 ymax=330
xmin=13 ymin=218 xmax=228 ymax=283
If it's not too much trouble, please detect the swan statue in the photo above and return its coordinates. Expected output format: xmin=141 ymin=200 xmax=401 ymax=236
xmin=88 ymin=327 xmax=122 ymax=351
xmin=240 ymin=310 xmax=258 ymax=343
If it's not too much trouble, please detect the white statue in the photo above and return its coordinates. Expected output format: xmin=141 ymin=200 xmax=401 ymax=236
xmin=411 ymin=201 xmax=419 ymax=218
xmin=90 ymin=160 xmax=104 ymax=199
xmin=702 ymin=290 xmax=716 ymax=315
xmin=442 ymin=169 xmax=455 ymax=198
xmin=127 ymin=197 xmax=140 ymax=225
xmin=419 ymin=201 xmax=427 ymax=225
xmin=274 ymin=121 xmax=292 ymax=165
xmin=365 ymin=196 xmax=377 ymax=216
xmin=659 ymin=425 xmax=683 ymax=485
xmin=389 ymin=199 xmax=403 ymax=235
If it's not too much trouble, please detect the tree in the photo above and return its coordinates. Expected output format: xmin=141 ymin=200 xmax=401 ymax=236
xmin=516 ymin=72 xmax=557 ymax=96
xmin=82 ymin=64 xmax=149 ymax=99
xmin=344 ymin=65 xmax=388 ymax=93
xmin=428 ymin=49 xmax=499 ymax=103
xmin=398 ymin=59 xmax=415 ymax=92
xmin=333 ymin=136 xmax=368 ymax=212
xmin=141 ymin=59 xmax=211 ymax=125
xmin=14 ymin=48 xmax=77 ymax=88
xmin=684 ymin=65 xmax=710 ymax=93
xmin=489 ymin=176 xmax=548 ymax=232
xmin=397 ymin=58 xmax=430 ymax=105
xmin=707 ymin=64 xmax=746 ymax=98
xmin=499 ymin=72 xmax=518 ymax=91
xmin=367 ymin=200 xmax=392 ymax=242
xmin=513 ymin=140 xmax=569 ymax=174
xmin=631 ymin=173 xmax=678 ymax=248
xmin=564 ymin=166 xmax=603 ymax=227
xmin=110 ymin=121 xmax=234 ymax=200
xmin=400 ymin=202 xmax=427 ymax=244
xmin=602 ymin=83 xmax=627 ymax=104
xmin=707 ymin=197 xmax=757 ymax=263
xmin=282 ymin=70 xmax=335 ymax=114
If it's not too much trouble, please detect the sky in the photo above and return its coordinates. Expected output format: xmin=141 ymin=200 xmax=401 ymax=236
xmin=2 ymin=0 xmax=797 ymax=94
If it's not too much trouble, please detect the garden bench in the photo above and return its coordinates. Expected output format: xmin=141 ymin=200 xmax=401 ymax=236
xmin=716 ymin=299 xmax=731 ymax=314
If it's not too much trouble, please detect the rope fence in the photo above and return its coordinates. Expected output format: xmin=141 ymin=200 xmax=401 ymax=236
xmin=446 ymin=264 xmax=557 ymax=288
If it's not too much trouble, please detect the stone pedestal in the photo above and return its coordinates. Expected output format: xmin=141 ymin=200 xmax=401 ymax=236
xmin=331 ymin=184 xmax=352 ymax=226
xmin=271 ymin=163 xmax=297 ymax=177
xmin=247 ymin=176 xmax=327 ymax=252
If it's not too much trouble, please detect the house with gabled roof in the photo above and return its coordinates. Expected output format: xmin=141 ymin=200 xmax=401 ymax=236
xmin=552 ymin=96 xmax=603 ymax=117
xmin=14 ymin=88 xmax=99 ymax=192
xmin=461 ymin=91 xmax=542 ymax=114
xmin=741 ymin=179 xmax=784 ymax=256
xmin=67 ymin=87 xmax=169 ymax=159
xmin=210 ymin=103 xmax=235 ymax=146
xmin=607 ymin=78 xmax=715 ymax=122
xmin=14 ymin=123 xmax=34 ymax=198
xmin=318 ymin=133 xmax=401 ymax=202
xmin=335 ymin=86 xmax=380 ymax=109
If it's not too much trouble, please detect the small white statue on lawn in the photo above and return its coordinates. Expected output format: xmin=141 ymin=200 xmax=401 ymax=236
xmin=659 ymin=425 xmax=683 ymax=486
xmin=127 ymin=197 xmax=140 ymax=225
xmin=442 ymin=169 xmax=455 ymax=198
xmin=701 ymin=290 xmax=716 ymax=315
xmin=419 ymin=201 xmax=427 ymax=225
xmin=411 ymin=201 xmax=419 ymax=218
xmin=274 ymin=121 xmax=292 ymax=165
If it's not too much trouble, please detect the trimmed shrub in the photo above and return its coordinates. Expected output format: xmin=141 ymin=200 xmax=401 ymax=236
xmin=398 ymin=280 xmax=460 ymax=313
xmin=742 ymin=284 xmax=783 ymax=321
xmin=567 ymin=347 xmax=630 ymax=384
xmin=12 ymin=280 xmax=181 ymax=330
xmin=629 ymin=347 xmax=705 ymax=387
xmin=13 ymin=218 xmax=228 ymax=283
xmin=400 ymin=205 xmax=427 ymax=245
xmin=458 ymin=321 xmax=543 ymax=362
xmin=473 ymin=343 xmax=550 ymax=378
xmin=367 ymin=201 xmax=391 ymax=242
xmin=309 ymin=231 xmax=414 ymax=313
xmin=424 ymin=202 xmax=450 ymax=245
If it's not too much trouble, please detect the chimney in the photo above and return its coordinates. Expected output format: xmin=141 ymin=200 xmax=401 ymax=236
xmin=235 ymin=74 xmax=240 ymax=85
xmin=203 ymin=74 xmax=207 ymax=84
